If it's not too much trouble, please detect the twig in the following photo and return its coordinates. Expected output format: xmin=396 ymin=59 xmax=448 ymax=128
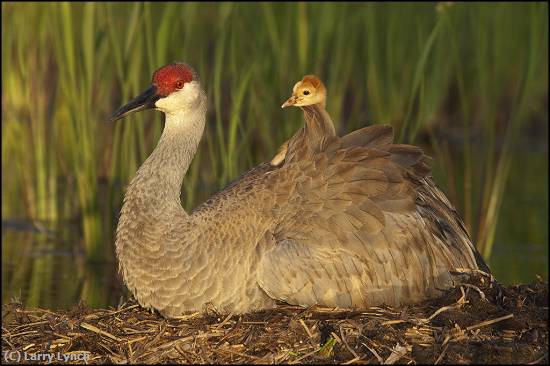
xmin=434 ymin=344 xmax=449 ymax=364
xmin=173 ymin=312 xmax=200 ymax=321
xmin=289 ymin=347 xmax=321 ymax=364
xmin=3 ymin=338 xmax=15 ymax=349
xmin=382 ymin=319 xmax=406 ymax=326
xmin=383 ymin=343 xmax=408 ymax=364
xmin=343 ymin=356 xmax=361 ymax=364
xmin=340 ymin=324 xmax=360 ymax=359
xmin=421 ymin=302 xmax=466 ymax=323
xmin=212 ymin=312 xmax=234 ymax=328
xmin=361 ymin=342 xmax=383 ymax=363
xmin=80 ymin=322 xmax=121 ymax=342
xmin=174 ymin=345 xmax=195 ymax=364
xmin=452 ymin=268 xmax=495 ymax=283
xmin=11 ymin=320 xmax=49 ymax=330
xmin=458 ymin=283 xmax=487 ymax=301
xmin=217 ymin=347 xmax=261 ymax=360
xmin=466 ymin=314 xmax=514 ymax=331
xmin=299 ymin=319 xmax=314 ymax=340
xmin=5 ymin=330 xmax=38 ymax=338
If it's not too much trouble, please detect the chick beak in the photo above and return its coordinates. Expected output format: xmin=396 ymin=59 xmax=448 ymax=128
xmin=281 ymin=94 xmax=299 ymax=108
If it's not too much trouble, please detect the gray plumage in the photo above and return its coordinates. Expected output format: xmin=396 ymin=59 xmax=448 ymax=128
xmin=113 ymin=66 xmax=488 ymax=318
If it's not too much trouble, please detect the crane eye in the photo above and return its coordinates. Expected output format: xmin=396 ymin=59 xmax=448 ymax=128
xmin=303 ymin=90 xmax=310 ymax=95
xmin=176 ymin=81 xmax=184 ymax=89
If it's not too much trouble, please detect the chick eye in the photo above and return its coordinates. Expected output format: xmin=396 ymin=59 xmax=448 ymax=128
xmin=303 ymin=90 xmax=310 ymax=95
xmin=176 ymin=81 xmax=184 ymax=89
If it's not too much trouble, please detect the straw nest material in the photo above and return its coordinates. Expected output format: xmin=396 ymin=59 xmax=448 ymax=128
xmin=2 ymin=270 xmax=547 ymax=364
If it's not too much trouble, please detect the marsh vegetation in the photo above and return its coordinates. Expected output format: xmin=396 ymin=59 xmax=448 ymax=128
xmin=2 ymin=2 xmax=548 ymax=309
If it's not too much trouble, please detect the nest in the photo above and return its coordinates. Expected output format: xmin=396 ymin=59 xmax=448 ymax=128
xmin=2 ymin=271 xmax=547 ymax=364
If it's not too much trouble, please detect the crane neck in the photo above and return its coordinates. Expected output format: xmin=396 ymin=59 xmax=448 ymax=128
xmin=301 ymin=103 xmax=336 ymax=145
xmin=127 ymin=99 xmax=207 ymax=215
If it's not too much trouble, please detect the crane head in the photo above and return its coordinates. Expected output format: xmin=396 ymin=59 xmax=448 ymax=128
xmin=281 ymin=75 xmax=327 ymax=109
xmin=109 ymin=62 xmax=202 ymax=122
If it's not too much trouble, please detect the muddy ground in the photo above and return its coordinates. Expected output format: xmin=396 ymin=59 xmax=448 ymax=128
xmin=2 ymin=271 xmax=547 ymax=364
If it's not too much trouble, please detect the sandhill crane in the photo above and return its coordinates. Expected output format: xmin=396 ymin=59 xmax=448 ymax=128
xmin=109 ymin=63 xmax=488 ymax=318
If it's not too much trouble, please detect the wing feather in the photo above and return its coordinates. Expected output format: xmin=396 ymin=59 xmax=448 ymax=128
xmin=257 ymin=124 xmax=486 ymax=308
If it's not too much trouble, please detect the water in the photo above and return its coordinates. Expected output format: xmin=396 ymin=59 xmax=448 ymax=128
xmin=489 ymin=142 xmax=548 ymax=284
xmin=1 ymin=224 xmax=124 ymax=310
xmin=1 ymin=147 xmax=547 ymax=310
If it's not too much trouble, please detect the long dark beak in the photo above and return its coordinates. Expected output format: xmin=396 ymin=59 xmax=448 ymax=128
xmin=108 ymin=85 xmax=161 ymax=122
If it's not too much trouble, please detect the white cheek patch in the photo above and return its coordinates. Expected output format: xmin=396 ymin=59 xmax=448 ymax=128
xmin=155 ymin=82 xmax=201 ymax=112
xmin=155 ymin=95 xmax=179 ymax=111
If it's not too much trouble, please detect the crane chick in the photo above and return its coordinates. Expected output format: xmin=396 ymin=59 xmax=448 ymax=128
xmin=271 ymin=75 xmax=329 ymax=166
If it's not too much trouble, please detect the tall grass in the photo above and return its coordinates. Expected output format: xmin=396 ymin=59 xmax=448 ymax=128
xmin=2 ymin=2 xmax=548 ymax=269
